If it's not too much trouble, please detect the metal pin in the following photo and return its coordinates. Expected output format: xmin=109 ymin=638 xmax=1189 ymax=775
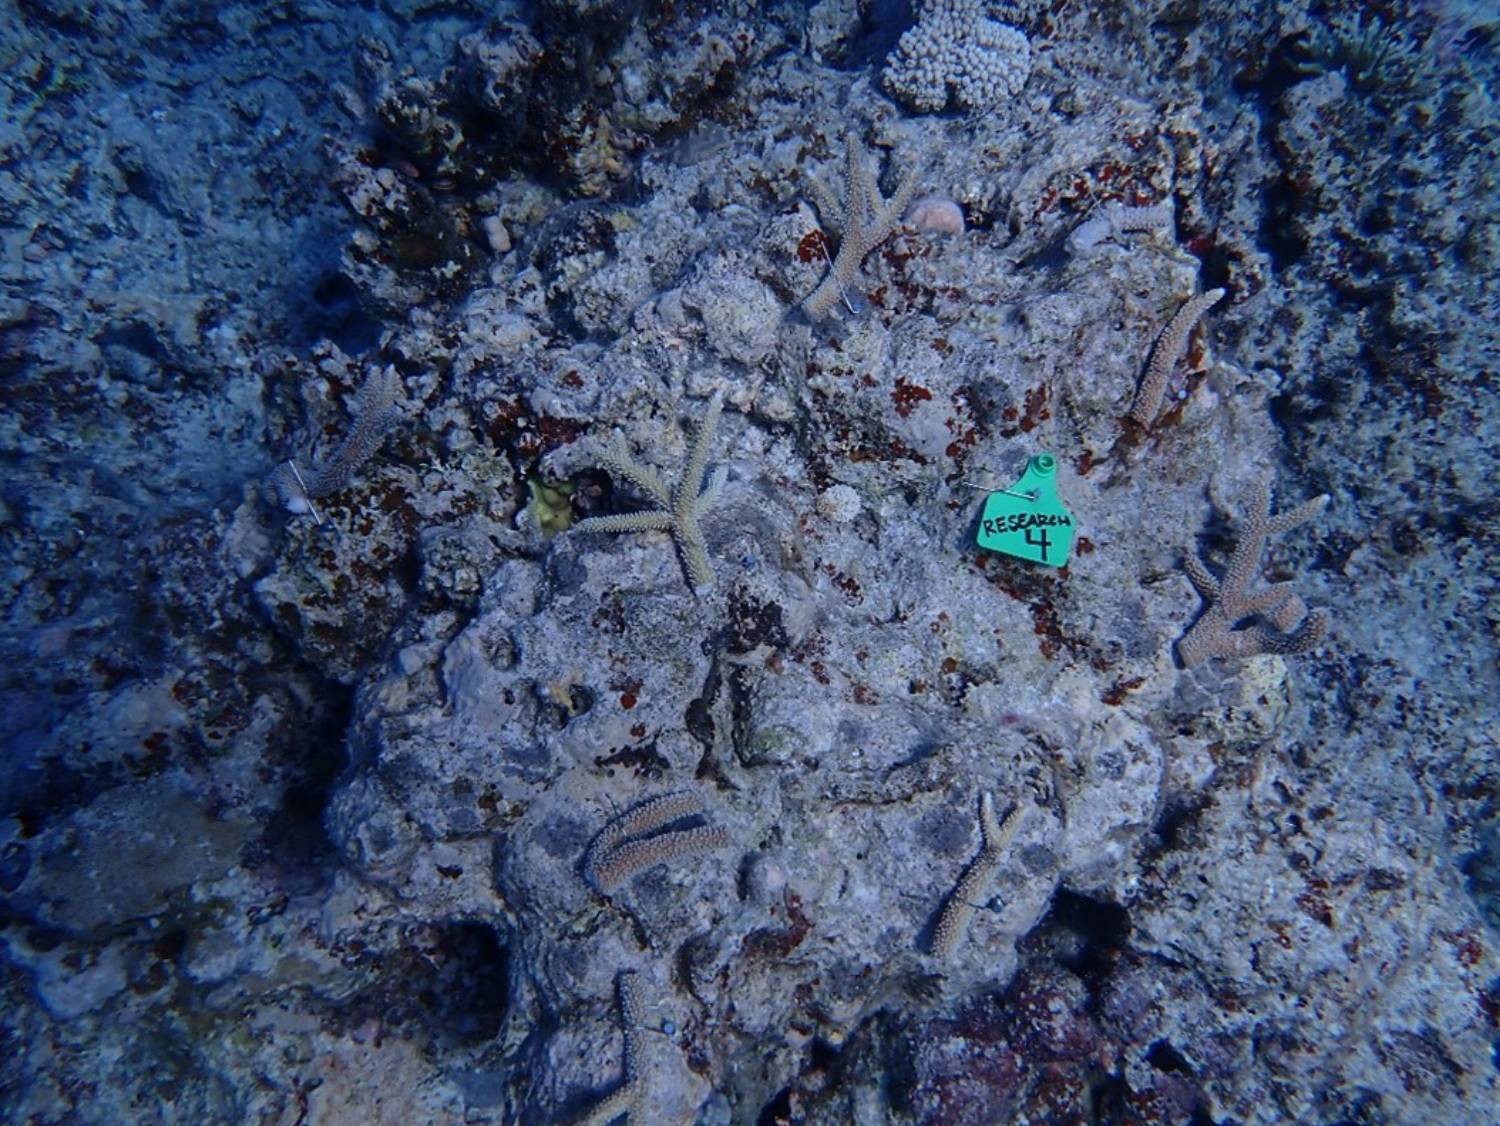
xmin=818 ymin=240 xmax=858 ymax=315
xmin=285 ymin=459 xmax=324 ymax=526
xmin=961 ymin=478 xmax=1038 ymax=502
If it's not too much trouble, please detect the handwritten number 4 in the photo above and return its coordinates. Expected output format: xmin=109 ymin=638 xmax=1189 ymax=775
xmin=1025 ymin=526 xmax=1051 ymax=561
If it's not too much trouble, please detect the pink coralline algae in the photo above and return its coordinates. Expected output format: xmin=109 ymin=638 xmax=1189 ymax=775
xmin=906 ymin=195 xmax=966 ymax=235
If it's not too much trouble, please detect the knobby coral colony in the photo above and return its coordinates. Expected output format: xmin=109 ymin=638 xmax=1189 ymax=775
xmin=881 ymin=0 xmax=1032 ymax=113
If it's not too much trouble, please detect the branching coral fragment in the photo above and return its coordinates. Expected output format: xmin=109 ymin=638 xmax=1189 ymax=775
xmin=269 ymin=365 xmax=404 ymax=519
xmin=930 ymin=791 xmax=1025 ymax=959
xmin=802 ymin=135 xmax=917 ymax=320
xmin=583 ymin=791 xmax=731 ymax=894
xmin=571 ymin=391 xmax=727 ymax=591
xmin=575 ymin=970 xmax=647 ymax=1126
xmin=1178 ymin=482 xmax=1331 ymax=666
xmin=1067 ymin=199 xmax=1175 ymax=255
xmin=1129 ymin=288 xmax=1225 ymax=430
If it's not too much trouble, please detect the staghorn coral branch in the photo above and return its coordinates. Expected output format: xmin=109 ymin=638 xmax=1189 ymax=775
xmin=802 ymin=135 xmax=917 ymax=320
xmin=674 ymin=391 xmax=722 ymax=526
xmin=571 ymin=511 xmax=675 ymax=535
xmin=575 ymin=970 xmax=647 ymax=1126
xmin=930 ymin=792 xmax=1025 ymax=959
xmin=1182 ymin=552 xmax=1219 ymax=600
xmin=695 ymin=465 xmax=728 ymax=516
xmin=805 ymin=175 xmax=845 ymax=242
xmin=584 ymin=791 xmax=731 ymax=894
xmin=1177 ymin=482 xmax=1331 ymax=666
xmin=595 ymin=791 xmax=705 ymax=851
xmin=1128 ymin=288 xmax=1225 ymax=430
xmin=571 ymin=392 xmax=727 ymax=592
xmin=587 ymin=826 xmax=733 ymax=893
xmin=269 ymin=365 xmax=403 ymax=518
xmin=598 ymin=434 xmax=672 ymax=509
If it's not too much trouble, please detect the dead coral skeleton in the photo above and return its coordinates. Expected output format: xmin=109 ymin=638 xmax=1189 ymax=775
xmin=930 ymin=791 xmax=1025 ymax=959
xmin=583 ymin=791 xmax=732 ymax=894
xmin=1067 ymin=198 xmax=1174 ymax=255
xmin=802 ymin=134 xmax=918 ymax=319
xmin=1178 ymin=481 xmax=1331 ymax=666
xmin=570 ymin=391 xmax=727 ymax=592
xmin=1128 ymin=288 xmax=1226 ymax=430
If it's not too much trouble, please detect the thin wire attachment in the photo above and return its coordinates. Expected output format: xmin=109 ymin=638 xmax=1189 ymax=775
xmin=285 ymin=459 xmax=324 ymax=526
xmin=961 ymin=478 xmax=1038 ymax=502
xmin=819 ymin=239 xmax=858 ymax=315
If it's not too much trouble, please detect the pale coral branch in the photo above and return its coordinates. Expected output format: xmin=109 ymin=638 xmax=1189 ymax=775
xmin=571 ymin=392 xmax=726 ymax=592
xmin=584 ymin=791 xmax=731 ymax=893
xmin=671 ymin=390 xmax=724 ymax=588
xmin=587 ymin=827 xmax=733 ymax=893
xmin=1067 ymin=199 xmax=1174 ymax=254
xmin=930 ymin=792 xmax=1025 ymax=959
xmin=586 ymin=792 xmax=704 ymax=877
xmin=268 ymin=365 xmax=403 ymax=516
xmin=570 ymin=510 xmax=674 ymax=535
xmin=575 ymin=970 xmax=647 ymax=1126
xmin=599 ymin=434 xmax=671 ymax=508
xmin=802 ymin=135 xmax=917 ymax=320
xmin=1128 ymin=288 xmax=1226 ymax=429
xmin=1177 ymin=482 xmax=1331 ymax=666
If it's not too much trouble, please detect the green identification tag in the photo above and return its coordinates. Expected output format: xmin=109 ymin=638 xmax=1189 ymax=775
xmin=977 ymin=453 xmax=1075 ymax=567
